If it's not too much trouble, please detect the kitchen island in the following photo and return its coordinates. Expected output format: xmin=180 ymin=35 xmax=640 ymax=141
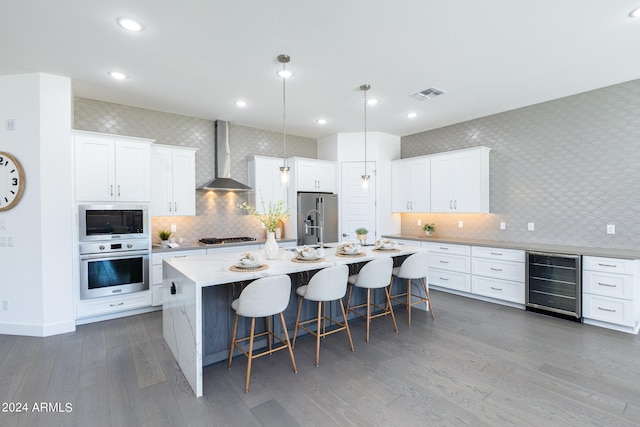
xmin=162 ymin=244 xmax=423 ymax=397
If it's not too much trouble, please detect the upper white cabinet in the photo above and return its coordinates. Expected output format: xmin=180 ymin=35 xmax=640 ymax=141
xmin=151 ymin=145 xmax=197 ymax=216
xmin=74 ymin=130 xmax=153 ymax=202
xmin=292 ymin=158 xmax=336 ymax=193
xmin=430 ymin=146 xmax=491 ymax=213
xmin=248 ymin=155 xmax=288 ymax=207
xmin=391 ymin=156 xmax=430 ymax=212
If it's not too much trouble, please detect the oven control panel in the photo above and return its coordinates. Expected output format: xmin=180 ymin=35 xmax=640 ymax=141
xmin=80 ymin=240 xmax=149 ymax=255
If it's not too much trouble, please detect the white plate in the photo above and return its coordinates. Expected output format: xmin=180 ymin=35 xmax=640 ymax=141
xmin=235 ymin=262 xmax=262 ymax=269
xmin=377 ymin=246 xmax=396 ymax=250
xmin=297 ymin=255 xmax=319 ymax=261
xmin=338 ymin=250 xmax=362 ymax=255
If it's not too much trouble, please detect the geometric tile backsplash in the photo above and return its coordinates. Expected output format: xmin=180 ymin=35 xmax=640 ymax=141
xmin=401 ymin=79 xmax=640 ymax=250
xmin=74 ymin=98 xmax=317 ymax=245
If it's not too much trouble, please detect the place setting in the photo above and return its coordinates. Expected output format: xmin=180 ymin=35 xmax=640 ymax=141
xmin=335 ymin=242 xmax=366 ymax=258
xmin=291 ymin=246 xmax=325 ymax=263
xmin=372 ymin=239 xmax=401 ymax=252
xmin=229 ymin=252 xmax=268 ymax=272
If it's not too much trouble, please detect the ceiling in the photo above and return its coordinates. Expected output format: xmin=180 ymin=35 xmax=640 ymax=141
xmin=2 ymin=1 xmax=640 ymax=139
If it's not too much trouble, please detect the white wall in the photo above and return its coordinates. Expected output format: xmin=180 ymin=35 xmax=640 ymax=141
xmin=0 ymin=73 xmax=74 ymax=336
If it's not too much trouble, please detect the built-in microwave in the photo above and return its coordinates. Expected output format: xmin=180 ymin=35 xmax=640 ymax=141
xmin=79 ymin=204 xmax=149 ymax=241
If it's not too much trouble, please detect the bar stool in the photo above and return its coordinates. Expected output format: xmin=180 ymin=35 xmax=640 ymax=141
xmin=228 ymin=275 xmax=297 ymax=393
xmin=345 ymin=257 xmax=398 ymax=342
xmin=390 ymin=251 xmax=434 ymax=326
xmin=293 ymin=265 xmax=354 ymax=366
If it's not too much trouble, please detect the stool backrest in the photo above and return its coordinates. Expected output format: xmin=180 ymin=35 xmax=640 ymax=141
xmin=236 ymin=275 xmax=292 ymax=317
xmin=396 ymin=251 xmax=429 ymax=279
xmin=304 ymin=264 xmax=349 ymax=301
xmin=354 ymin=257 xmax=393 ymax=289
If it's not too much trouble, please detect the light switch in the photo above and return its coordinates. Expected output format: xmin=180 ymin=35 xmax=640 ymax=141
xmin=500 ymin=222 xmax=506 ymax=230
xmin=607 ymin=224 xmax=615 ymax=235
xmin=528 ymin=222 xmax=535 ymax=231
xmin=417 ymin=220 xmax=422 ymax=226
xmin=171 ymin=224 xmax=177 ymax=232
xmin=458 ymin=221 xmax=464 ymax=229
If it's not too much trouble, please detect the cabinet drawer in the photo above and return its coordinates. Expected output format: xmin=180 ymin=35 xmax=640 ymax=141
xmin=152 ymin=284 xmax=163 ymax=307
xmin=583 ymin=256 xmax=637 ymax=275
xmin=472 ymin=276 xmax=524 ymax=304
xmin=583 ymin=271 xmax=634 ymax=300
xmin=472 ymin=246 xmax=524 ymax=263
xmin=77 ymin=291 xmax=152 ymax=318
xmin=429 ymin=253 xmax=471 ymax=273
xmin=583 ymin=294 xmax=634 ymax=327
xmin=429 ymin=269 xmax=470 ymax=292
xmin=472 ymin=258 xmax=525 ymax=282
xmin=423 ymin=242 xmax=470 ymax=256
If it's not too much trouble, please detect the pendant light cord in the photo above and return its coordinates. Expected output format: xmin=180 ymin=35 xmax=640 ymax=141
xmin=282 ymin=61 xmax=286 ymax=167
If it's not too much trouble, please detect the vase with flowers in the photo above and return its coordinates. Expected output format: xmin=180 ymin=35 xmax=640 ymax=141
xmin=238 ymin=196 xmax=290 ymax=260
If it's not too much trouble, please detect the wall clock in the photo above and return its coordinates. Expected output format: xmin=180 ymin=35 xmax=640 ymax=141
xmin=0 ymin=151 xmax=25 ymax=211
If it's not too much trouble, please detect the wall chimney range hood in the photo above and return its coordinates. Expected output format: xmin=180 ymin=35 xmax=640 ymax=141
xmin=201 ymin=120 xmax=252 ymax=191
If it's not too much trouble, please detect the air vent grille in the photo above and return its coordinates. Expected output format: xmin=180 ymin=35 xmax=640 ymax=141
xmin=411 ymin=87 xmax=445 ymax=100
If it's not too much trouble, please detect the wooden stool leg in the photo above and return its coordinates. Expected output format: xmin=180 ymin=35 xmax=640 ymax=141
xmin=366 ymin=289 xmax=371 ymax=342
xmin=228 ymin=312 xmax=239 ymax=369
xmin=245 ymin=317 xmax=256 ymax=393
xmin=293 ymin=295 xmax=303 ymax=348
xmin=407 ymin=278 xmax=412 ymax=326
xmin=339 ymin=298 xmax=354 ymax=352
xmin=316 ymin=301 xmax=322 ymax=366
xmin=384 ymin=285 xmax=399 ymax=333
xmin=423 ymin=277 xmax=435 ymax=319
xmin=279 ymin=312 xmax=297 ymax=373
xmin=345 ymin=284 xmax=353 ymax=314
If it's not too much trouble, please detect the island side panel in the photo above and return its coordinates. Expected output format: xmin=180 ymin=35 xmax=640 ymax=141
xmin=163 ymin=261 xmax=203 ymax=397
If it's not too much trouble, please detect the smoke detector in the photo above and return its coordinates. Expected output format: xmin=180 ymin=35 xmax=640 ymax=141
xmin=411 ymin=87 xmax=446 ymax=100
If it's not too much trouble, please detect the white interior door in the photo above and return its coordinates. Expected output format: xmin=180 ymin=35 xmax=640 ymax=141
xmin=341 ymin=161 xmax=376 ymax=243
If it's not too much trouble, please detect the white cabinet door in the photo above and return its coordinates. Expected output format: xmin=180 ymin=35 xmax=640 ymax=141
xmin=74 ymin=131 xmax=153 ymax=202
xmin=430 ymin=147 xmax=490 ymax=213
xmin=295 ymin=159 xmax=336 ymax=193
xmin=391 ymin=157 xmax=430 ymax=212
xmin=248 ymin=156 xmax=288 ymax=208
xmin=151 ymin=146 xmax=196 ymax=216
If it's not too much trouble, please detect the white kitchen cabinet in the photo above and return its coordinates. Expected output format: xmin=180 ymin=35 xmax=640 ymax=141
xmin=424 ymin=242 xmax=471 ymax=293
xmin=76 ymin=291 xmax=152 ymax=319
xmin=582 ymin=256 xmax=640 ymax=333
xmin=248 ymin=155 xmax=288 ymax=209
xmin=291 ymin=158 xmax=336 ymax=193
xmin=74 ymin=130 xmax=154 ymax=202
xmin=151 ymin=145 xmax=197 ymax=216
xmin=152 ymin=249 xmax=206 ymax=306
xmin=471 ymin=246 xmax=525 ymax=304
xmin=430 ymin=146 xmax=490 ymax=213
xmin=391 ymin=156 xmax=430 ymax=212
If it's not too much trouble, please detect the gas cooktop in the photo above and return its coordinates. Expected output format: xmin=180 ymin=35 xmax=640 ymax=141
xmin=199 ymin=236 xmax=257 ymax=245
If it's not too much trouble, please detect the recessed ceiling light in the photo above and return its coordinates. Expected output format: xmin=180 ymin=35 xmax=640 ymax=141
xmin=630 ymin=7 xmax=640 ymax=17
xmin=108 ymin=71 xmax=128 ymax=80
xmin=235 ymin=100 xmax=247 ymax=107
xmin=367 ymin=98 xmax=378 ymax=106
xmin=116 ymin=17 xmax=145 ymax=32
xmin=407 ymin=112 xmax=417 ymax=119
xmin=316 ymin=118 xmax=327 ymax=125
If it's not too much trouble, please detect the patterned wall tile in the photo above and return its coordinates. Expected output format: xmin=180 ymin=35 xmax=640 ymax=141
xmin=401 ymin=79 xmax=640 ymax=250
xmin=74 ymin=98 xmax=316 ymax=244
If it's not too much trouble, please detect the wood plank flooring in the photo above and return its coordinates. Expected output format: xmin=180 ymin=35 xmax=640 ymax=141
xmin=1 ymin=290 xmax=640 ymax=426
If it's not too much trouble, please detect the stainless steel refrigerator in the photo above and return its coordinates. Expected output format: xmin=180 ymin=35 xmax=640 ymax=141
xmin=297 ymin=193 xmax=339 ymax=246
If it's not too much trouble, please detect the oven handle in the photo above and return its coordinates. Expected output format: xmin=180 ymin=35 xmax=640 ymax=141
xmin=80 ymin=250 xmax=149 ymax=260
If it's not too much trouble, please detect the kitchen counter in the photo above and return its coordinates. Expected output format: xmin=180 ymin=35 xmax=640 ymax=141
xmin=152 ymin=237 xmax=296 ymax=253
xmin=162 ymin=244 xmax=423 ymax=397
xmin=383 ymin=234 xmax=640 ymax=259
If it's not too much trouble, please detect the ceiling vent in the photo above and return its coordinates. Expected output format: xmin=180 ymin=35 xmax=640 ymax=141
xmin=411 ymin=87 xmax=446 ymax=100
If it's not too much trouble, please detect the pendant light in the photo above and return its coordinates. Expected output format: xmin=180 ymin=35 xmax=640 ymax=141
xmin=360 ymin=84 xmax=371 ymax=192
xmin=278 ymin=54 xmax=291 ymax=185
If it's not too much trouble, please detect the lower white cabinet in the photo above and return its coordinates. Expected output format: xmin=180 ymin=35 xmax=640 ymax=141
xmin=152 ymin=249 xmax=206 ymax=306
xmin=424 ymin=242 xmax=471 ymax=293
xmin=77 ymin=291 xmax=152 ymax=319
xmin=582 ymin=256 xmax=640 ymax=333
xmin=471 ymin=246 xmax=525 ymax=304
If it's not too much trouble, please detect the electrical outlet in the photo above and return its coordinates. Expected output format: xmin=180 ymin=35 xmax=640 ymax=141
xmin=500 ymin=222 xmax=506 ymax=230
xmin=2 ymin=300 xmax=8 ymax=311
xmin=6 ymin=119 xmax=16 ymax=130
xmin=417 ymin=220 xmax=422 ymax=226
xmin=528 ymin=222 xmax=535 ymax=231
xmin=171 ymin=224 xmax=177 ymax=232
xmin=607 ymin=224 xmax=615 ymax=235
xmin=458 ymin=221 xmax=464 ymax=229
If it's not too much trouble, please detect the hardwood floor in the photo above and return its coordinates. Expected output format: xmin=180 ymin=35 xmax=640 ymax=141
xmin=1 ymin=290 xmax=640 ymax=426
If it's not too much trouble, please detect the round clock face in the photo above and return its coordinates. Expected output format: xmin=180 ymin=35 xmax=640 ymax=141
xmin=0 ymin=151 xmax=25 ymax=211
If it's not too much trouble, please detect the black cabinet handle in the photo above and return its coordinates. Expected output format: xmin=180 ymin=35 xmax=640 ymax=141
xmin=171 ymin=282 xmax=177 ymax=295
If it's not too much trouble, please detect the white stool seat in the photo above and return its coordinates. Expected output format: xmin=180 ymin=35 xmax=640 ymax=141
xmin=390 ymin=251 xmax=434 ymax=325
xmin=345 ymin=257 xmax=398 ymax=342
xmin=228 ymin=275 xmax=297 ymax=393
xmin=293 ymin=265 xmax=354 ymax=366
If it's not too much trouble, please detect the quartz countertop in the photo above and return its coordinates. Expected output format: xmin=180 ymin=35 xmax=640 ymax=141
xmin=152 ymin=238 xmax=296 ymax=254
xmin=382 ymin=234 xmax=640 ymax=260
